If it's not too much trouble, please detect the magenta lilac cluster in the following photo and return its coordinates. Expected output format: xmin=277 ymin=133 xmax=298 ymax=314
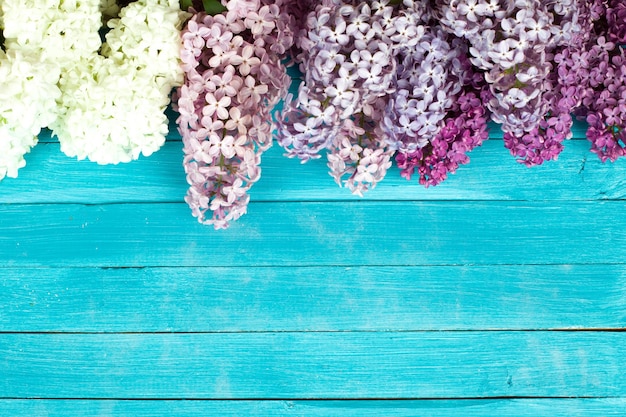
xmin=434 ymin=0 xmax=625 ymax=166
xmin=395 ymin=72 xmax=492 ymax=186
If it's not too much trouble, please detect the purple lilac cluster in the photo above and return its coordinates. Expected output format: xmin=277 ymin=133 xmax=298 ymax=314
xmin=395 ymin=89 xmax=490 ymax=186
xmin=176 ymin=0 xmax=293 ymax=229
xmin=394 ymin=41 xmax=491 ymax=186
xmin=555 ymin=0 xmax=626 ymax=161
xmin=501 ymin=0 xmax=596 ymax=165
xmin=433 ymin=0 xmax=586 ymax=165
xmin=383 ymin=26 xmax=462 ymax=153
xmin=276 ymin=0 xmax=428 ymax=195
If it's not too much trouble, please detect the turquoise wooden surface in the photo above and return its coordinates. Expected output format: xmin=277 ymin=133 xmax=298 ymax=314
xmin=1 ymin=120 xmax=626 ymax=416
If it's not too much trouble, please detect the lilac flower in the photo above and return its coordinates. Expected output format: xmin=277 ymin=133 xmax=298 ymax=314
xmin=432 ymin=0 xmax=614 ymax=166
xmin=457 ymin=0 xmax=488 ymax=23
xmin=204 ymin=94 xmax=231 ymax=119
xmin=326 ymin=111 xmax=394 ymax=196
xmin=383 ymin=25 xmax=466 ymax=153
xmin=176 ymin=0 xmax=293 ymax=229
xmin=395 ymin=85 xmax=491 ymax=186
xmin=276 ymin=0 xmax=417 ymax=193
xmin=551 ymin=0 xmax=626 ymax=162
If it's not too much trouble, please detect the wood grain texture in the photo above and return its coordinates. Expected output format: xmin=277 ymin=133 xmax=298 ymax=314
xmin=2 ymin=139 xmax=626 ymax=205
xmin=1 ymin=332 xmax=624 ymax=399
xmin=2 ymin=399 xmax=626 ymax=417
xmin=1 ymin=266 xmax=625 ymax=332
xmin=0 ymin=201 xmax=624 ymax=267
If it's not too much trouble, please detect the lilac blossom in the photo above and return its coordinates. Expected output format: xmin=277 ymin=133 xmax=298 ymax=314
xmin=176 ymin=0 xmax=293 ymax=229
xmin=549 ymin=0 xmax=626 ymax=162
xmin=393 ymin=39 xmax=491 ymax=186
xmin=276 ymin=0 xmax=428 ymax=194
xmin=432 ymin=0 xmax=590 ymax=165
xmin=383 ymin=26 xmax=464 ymax=153
xmin=395 ymin=89 xmax=490 ymax=186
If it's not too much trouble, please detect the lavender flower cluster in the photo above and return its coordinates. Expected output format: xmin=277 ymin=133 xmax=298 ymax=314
xmin=435 ymin=0 xmax=567 ymax=164
xmin=434 ymin=0 xmax=625 ymax=166
xmin=176 ymin=0 xmax=293 ymax=229
xmin=394 ymin=63 xmax=492 ymax=186
xmin=385 ymin=27 xmax=491 ymax=186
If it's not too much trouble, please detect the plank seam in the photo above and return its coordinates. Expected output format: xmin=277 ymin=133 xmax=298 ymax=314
xmin=3 ymin=262 xmax=626 ymax=269
xmin=0 ymin=329 xmax=624 ymax=335
xmin=2 ymin=198 xmax=626 ymax=205
xmin=0 ymin=396 xmax=623 ymax=401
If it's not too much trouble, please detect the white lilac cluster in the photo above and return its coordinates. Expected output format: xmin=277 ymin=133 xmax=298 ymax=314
xmin=0 ymin=0 xmax=63 ymax=179
xmin=276 ymin=0 xmax=428 ymax=195
xmin=51 ymin=0 xmax=188 ymax=164
xmin=176 ymin=0 xmax=293 ymax=228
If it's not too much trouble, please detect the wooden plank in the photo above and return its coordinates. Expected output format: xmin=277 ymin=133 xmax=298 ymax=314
xmin=1 ymin=266 xmax=625 ymax=332
xmin=2 ymin=140 xmax=625 ymax=204
xmin=1 ymin=399 xmax=626 ymax=417
xmin=0 ymin=332 xmax=624 ymax=399
xmin=0 ymin=201 xmax=624 ymax=267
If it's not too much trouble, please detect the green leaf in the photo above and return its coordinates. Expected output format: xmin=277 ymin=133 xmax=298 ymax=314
xmin=180 ymin=0 xmax=193 ymax=10
xmin=202 ymin=0 xmax=227 ymax=14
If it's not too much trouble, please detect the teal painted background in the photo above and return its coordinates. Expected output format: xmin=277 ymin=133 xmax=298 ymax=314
xmin=1 ymin=116 xmax=626 ymax=416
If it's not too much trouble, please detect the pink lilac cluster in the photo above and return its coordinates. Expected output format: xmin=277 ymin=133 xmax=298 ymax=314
xmin=393 ymin=38 xmax=492 ymax=186
xmin=275 ymin=0 xmax=428 ymax=195
xmin=433 ymin=0 xmax=587 ymax=165
xmin=555 ymin=0 xmax=626 ymax=161
xmin=176 ymin=0 xmax=293 ymax=228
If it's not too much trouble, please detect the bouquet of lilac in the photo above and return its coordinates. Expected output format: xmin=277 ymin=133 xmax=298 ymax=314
xmin=176 ymin=0 xmax=624 ymax=228
xmin=176 ymin=0 xmax=293 ymax=229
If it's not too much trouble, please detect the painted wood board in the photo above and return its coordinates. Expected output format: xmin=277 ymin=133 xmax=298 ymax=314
xmin=2 ymin=399 xmax=626 ymax=417
xmin=1 ymin=266 xmax=625 ymax=332
xmin=1 ymin=139 xmax=625 ymax=205
xmin=1 ymin=332 xmax=625 ymax=399
xmin=1 ymin=110 xmax=624 ymax=415
xmin=0 ymin=201 xmax=623 ymax=267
